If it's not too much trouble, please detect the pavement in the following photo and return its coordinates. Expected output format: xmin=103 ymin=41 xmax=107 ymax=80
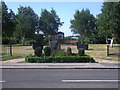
xmin=0 ymin=58 xmax=120 ymax=69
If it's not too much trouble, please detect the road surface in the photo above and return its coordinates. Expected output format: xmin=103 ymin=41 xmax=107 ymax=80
xmin=2 ymin=69 xmax=119 ymax=88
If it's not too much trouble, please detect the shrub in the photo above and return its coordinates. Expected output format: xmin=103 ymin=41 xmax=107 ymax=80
xmin=32 ymin=34 xmax=44 ymax=50
xmin=34 ymin=47 xmax=42 ymax=57
xmin=67 ymin=47 xmax=72 ymax=55
xmin=44 ymin=46 xmax=51 ymax=56
xmin=25 ymin=55 xmax=96 ymax=63
xmin=56 ymin=49 xmax=67 ymax=56
xmin=78 ymin=49 xmax=85 ymax=56
xmin=25 ymin=39 xmax=35 ymax=45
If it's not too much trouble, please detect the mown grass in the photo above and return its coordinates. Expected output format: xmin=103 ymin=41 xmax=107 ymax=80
xmin=61 ymin=44 xmax=119 ymax=61
xmin=1 ymin=45 xmax=34 ymax=61
xmin=86 ymin=44 xmax=119 ymax=61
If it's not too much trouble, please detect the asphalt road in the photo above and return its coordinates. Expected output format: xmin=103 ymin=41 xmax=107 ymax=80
xmin=2 ymin=69 xmax=119 ymax=88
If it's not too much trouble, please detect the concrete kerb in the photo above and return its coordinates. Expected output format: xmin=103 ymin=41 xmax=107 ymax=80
xmin=1 ymin=67 xmax=120 ymax=69
xmin=1 ymin=63 xmax=120 ymax=69
xmin=0 ymin=58 xmax=120 ymax=69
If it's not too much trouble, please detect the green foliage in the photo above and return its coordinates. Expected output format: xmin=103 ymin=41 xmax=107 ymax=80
xmin=2 ymin=1 xmax=16 ymax=44
xmin=24 ymin=39 xmax=35 ymax=45
xmin=78 ymin=49 xmax=85 ymax=56
xmin=14 ymin=6 xmax=39 ymax=45
xmin=67 ymin=47 xmax=72 ymax=55
xmin=32 ymin=34 xmax=44 ymax=50
xmin=70 ymin=9 xmax=96 ymax=44
xmin=44 ymin=46 xmax=51 ymax=56
xmin=39 ymin=8 xmax=63 ymax=35
xmin=25 ymin=55 xmax=95 ymax=63
xmin=92 ymin=30 xmax=106 ymax=44
xmin=97 ymin=2 xmax=120 ymax=43
xmin=84 ymin=37 xmax=90 ymax=44
xmin=34 ymin=47 xmax=42 ymax=57
xmin=64 ymin=37 xmax=77 ymax=40
xmin=25 ymin=54 xmax=35 ymax=62
xmin=56 ymin=49 xmax=67 ymax=56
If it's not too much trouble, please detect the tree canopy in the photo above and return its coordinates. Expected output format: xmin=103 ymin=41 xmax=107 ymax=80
xmin=14 ymin=6 xmax=39 ymax=45
xmin=70 ymin=9 xmax=96 ymax=44
xmin=2 ymin=1 xmax=15 ymax=44
xmin=97 ymin=2 xmax=120 ymax=43
xmin=39 ymin=8 xmax=63 ymax=36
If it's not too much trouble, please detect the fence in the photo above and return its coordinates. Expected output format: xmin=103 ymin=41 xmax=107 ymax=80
xmin=107 ymin=44 xmax=120 ymax=57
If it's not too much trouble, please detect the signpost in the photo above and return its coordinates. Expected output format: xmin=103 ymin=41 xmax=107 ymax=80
xmin=48 ymin=35 xmax=60 ymax=55
xmin=48 ymin=32 xmax=64 ymax=55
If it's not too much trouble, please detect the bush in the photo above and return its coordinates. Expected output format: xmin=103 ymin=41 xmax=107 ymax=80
xmin=34 ymin=47 xmax=42 ymax=57
xmin=25 ymin=39 xmax=35 ymax=45
xmin=56 ymin=49 xmax=67 ymax=56
xmin=25 ymin=55 xmax=96 ymax=63
xmin=32 ymin=34 xmax=44 ymax=50
xmin=78 ymin=49 xmax=85 ymax=56
xmin=67 ymin=47 xmax=72 ymax=55
xmin=44 ymin=46 xmax=51 ymax=56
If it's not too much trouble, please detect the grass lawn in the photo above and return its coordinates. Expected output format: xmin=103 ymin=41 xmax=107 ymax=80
xmin=61 ymin=44 xmax=119 ymax=61
xmin=1 ymin=45 xmax=34 ymax=61
xmin=1 ymin=44 xmax=119 ymax=61
xmin=86 ymin=44 xmax=119 ymax=61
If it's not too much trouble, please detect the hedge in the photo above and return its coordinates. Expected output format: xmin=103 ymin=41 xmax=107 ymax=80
xmin=25 ymin=56 xmax=95 ymax=63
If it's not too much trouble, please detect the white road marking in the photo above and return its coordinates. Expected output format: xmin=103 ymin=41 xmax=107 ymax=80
xmin=0 ymin=81 xmax=5 ymax=83
xmin=62 ymin=80 xmax=120 ymax=83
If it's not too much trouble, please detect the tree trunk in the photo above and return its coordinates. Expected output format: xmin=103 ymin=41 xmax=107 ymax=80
xmin=106 ymin=36 xmax=108 ymax=44
xmin=80 ymin=36 xmax=84 ymax=44
xmin=110 ymin=34 xmax=114 ymax=47
xmin=21 ymin=36 xmax=25 ymax=45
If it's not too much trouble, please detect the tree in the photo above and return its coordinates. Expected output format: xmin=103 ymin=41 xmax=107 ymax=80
xmin=14 ymin=6 xmax=39 ymax=45
xmin=0 ymin=2 xmax=2 ymax=44
xmin=2 ymin=1 xmax=15 ymax=44
xmin=39 ymin=8 xmax=63 ymax=36
xmin=0 ymin=2 xmax=2 ymax=38
xmin=97 ymin=2 xmax=120 ymax=46
xmin=70 ymin=9 xmax=96 ymax=44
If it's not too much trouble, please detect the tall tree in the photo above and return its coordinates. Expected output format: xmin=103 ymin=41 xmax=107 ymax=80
xmin=97 ymin=2 xmax=120 ymax=45
xmin=14 ymin=6 xmax=39 ymax=45
xmin=0 ymin=2 xmax=2 ymax=38
xmin=70 ymin=9 xmax=96 ymax=44
xmin=39 ymin=8 xmax=63 ymax=36
xmin=2 ymin=1 xmax=15 ymax=44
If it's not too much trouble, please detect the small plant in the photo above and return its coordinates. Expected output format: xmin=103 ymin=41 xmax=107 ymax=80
xmin=44 ymin=46 xmax=51 ymax=56
xmin=56 ymin=49 xmax=67 ymax=56
xmin=67 ymin=47 xmax=72 ymax=55
xmin=78 ymin=48 xmax=85 ymax=56
xmin=34 ymin=47 xmax=42 ymax=57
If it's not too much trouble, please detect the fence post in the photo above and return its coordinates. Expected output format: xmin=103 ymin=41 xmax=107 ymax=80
xmin=107 ymin=45 xmax=109 ymax=56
